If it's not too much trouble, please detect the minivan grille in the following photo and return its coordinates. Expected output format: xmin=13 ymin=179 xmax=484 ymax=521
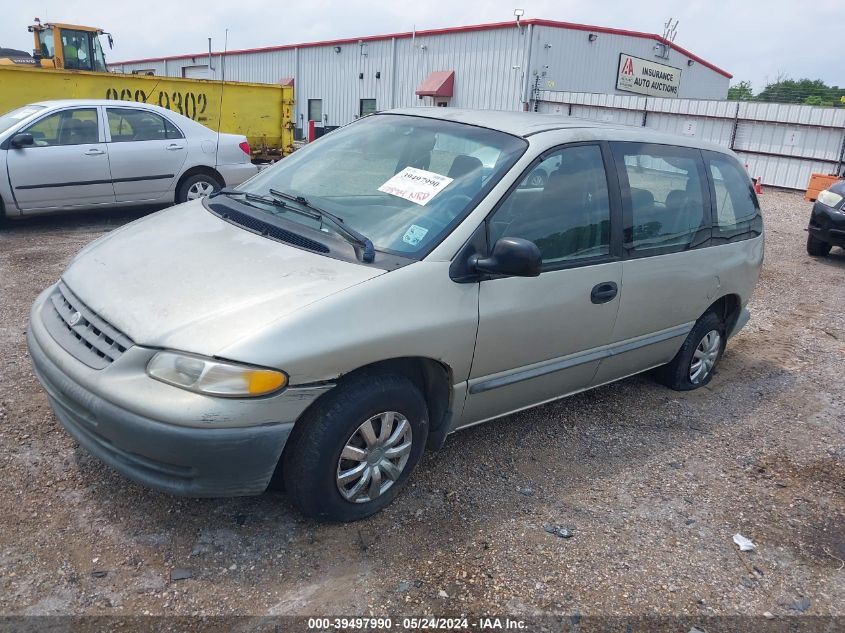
xmin=41 ymin=282 xmax=134 ymax=370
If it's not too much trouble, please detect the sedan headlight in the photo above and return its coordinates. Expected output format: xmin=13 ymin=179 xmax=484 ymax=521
xmin=147 ymin=351 xmax=287 ymax=397
xmin=817 ymin=189 xmax=843 ymax=209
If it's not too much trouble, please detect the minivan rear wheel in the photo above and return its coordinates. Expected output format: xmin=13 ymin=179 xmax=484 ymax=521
xmin=281 ymin=372 xmax=428 ymax=521
xmin=656 ymin=311 xmax=726 ymax=391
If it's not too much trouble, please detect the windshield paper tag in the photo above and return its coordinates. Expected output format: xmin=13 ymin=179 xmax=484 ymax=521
xmin=402 ymin=224 xmax=429 ymax=246
xmin=378 ymin=167 xmax=454 ymax=206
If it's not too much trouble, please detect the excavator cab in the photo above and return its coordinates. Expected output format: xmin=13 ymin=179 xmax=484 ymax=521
xmin=27 ymin=20 xmax=112 ymax=71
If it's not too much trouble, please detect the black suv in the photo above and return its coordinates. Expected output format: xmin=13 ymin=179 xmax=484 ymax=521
xmin=808 ymin=179 xmax=845 ymax=256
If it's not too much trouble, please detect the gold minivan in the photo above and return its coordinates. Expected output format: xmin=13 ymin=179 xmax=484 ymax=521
xmin=28 ymin=109 xmax=763 ymax=521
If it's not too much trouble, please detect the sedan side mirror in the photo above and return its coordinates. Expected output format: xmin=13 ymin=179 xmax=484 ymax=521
xmin=11 ymin=133 xmax=34 ymax=148
xmin=471 ymin=237 xmax=542 ymax=277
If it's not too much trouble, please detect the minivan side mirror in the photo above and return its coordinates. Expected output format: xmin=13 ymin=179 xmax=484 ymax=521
xmin=471 ymin=237 xmax=542 ymax=277
xmin=11 ymin=133 xmax=34 ymax=148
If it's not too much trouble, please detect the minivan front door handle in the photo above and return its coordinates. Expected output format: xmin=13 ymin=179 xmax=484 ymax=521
xmin=83 ymin=148 xmax=105 ymax=156
xmin=590 ymin=281 xmax=618 ymax=304
xmin=166 ymin=144 xmax=184 ymax=151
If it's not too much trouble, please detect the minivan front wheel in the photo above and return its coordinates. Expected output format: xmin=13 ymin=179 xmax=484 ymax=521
xmin=282 ymin=372 xmax=428 ymax=521
xmin=656 ymin=312 xmax=726 ymax=391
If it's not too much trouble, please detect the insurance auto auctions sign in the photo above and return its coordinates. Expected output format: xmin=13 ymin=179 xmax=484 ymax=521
xmin=616 ymin=54 xmax=681 ymax=98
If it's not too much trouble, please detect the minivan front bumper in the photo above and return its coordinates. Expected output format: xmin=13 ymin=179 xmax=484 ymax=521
xmin=27 ymin=285 xmax=330 ymax=497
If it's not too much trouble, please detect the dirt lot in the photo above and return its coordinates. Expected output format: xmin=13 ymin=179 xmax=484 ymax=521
xmin=0 ymin=191 xmax=843 ymax=621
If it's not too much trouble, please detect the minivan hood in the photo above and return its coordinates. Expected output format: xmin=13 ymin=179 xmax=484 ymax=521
xmin=62 ymin=200 xmax=385 ymax=355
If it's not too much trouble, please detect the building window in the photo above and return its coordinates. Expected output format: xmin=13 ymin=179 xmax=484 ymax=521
xmin=308 ymin=99 xmax=323 ymax=123
xmin=359 ymin=99 xmax=377 ymax=116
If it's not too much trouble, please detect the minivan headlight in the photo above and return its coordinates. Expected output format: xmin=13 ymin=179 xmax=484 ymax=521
xmin=817 ymin=189 xmax=843 ymax=209
xmin=146 ymin=351 xmax=287 ymax=397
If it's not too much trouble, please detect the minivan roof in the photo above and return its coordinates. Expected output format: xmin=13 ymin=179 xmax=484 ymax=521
xmin=384 ymin=107 xmax=730 ymax=154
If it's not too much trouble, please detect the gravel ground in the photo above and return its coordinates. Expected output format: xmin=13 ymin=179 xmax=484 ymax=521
xmin=0 ymin=191 xmax=843 ymax=621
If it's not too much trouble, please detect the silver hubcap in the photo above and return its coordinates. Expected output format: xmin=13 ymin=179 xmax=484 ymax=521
xmin=186 ymin=180 xmax=216 ymax=200
xmin=336 ymin=411 xmax=413 ymax=504
xmin=690 ymin=329 xmax=721 ymax=383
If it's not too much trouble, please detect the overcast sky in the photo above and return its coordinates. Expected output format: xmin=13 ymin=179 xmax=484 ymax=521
xmin=2 ymin=0 xmax=843 ymax=91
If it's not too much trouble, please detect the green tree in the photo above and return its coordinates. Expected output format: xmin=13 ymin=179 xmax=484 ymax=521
xmin=727 ymin=80 xmax=753 ymax=101
xmin=755 ymin=78 xmax=845 ymax=106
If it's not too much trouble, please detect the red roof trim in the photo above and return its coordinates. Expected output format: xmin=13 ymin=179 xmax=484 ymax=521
xmin=112 ymin=18 xmax=732 ymax=79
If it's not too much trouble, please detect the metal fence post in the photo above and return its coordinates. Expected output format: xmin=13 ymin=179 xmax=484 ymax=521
xmin=729 ymin=101 xmax=740 ymax=150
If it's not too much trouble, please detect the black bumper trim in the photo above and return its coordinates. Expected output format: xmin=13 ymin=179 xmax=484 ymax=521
xmin=809 ymin=201 xmax=845 ymax=247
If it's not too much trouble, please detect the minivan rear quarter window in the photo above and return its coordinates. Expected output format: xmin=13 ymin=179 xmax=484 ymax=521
xmin=704 ymin=151 xmax=763 ymax=242
xmin=612 ymin=142 xmax=710 ymax=257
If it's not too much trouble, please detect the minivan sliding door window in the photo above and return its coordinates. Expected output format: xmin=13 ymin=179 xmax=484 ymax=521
xmin=611 ymin=142 xmax=711 ymax=257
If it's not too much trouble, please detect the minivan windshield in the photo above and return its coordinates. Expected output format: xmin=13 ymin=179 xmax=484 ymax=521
xmin=236 ymin=114 xmax=527 ymax=257
xmin=0 ymin=105 xmax=46 ymax=135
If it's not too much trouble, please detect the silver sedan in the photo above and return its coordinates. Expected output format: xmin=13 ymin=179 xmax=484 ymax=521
xmin=0 ymin=99 xmax=258 ymax=220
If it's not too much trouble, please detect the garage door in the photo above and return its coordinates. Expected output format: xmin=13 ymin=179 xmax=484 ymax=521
xmin=181 ymin=65 xmax=209 ymax=79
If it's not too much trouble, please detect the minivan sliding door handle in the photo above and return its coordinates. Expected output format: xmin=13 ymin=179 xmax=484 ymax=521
xmin=590 ymin=281 xmax=618 ymax=304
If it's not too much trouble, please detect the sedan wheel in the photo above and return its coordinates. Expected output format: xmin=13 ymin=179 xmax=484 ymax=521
xmin=336 ymin=411 xmax=413 ymax=503
xmin=689 ymin=329 xmax=721 ymax=384
xmin=186 ymin=180 xmax=217 ymax=200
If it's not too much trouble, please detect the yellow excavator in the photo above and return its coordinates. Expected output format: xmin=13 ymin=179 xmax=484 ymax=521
xmin=0 ymin=19 xmax=114 ymax=72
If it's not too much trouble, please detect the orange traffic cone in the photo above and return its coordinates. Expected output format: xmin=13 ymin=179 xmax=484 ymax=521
xmin=754 ymin=177 xmax=762 ymax=195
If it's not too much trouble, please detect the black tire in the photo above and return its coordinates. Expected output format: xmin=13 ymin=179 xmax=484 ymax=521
xmin=806 ymin=233 xmax=832 ymax=257
xmin=282 ymin=372 xmax=429 ymax=522
xmin=656 ymin=311 xmax=726 ymax=391
xmin=176 ymin=172 xmax=222 ymax=203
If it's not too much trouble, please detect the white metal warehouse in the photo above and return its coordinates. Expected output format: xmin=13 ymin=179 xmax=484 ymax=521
xmin=110 ymin=18 xmax=732 ymax=138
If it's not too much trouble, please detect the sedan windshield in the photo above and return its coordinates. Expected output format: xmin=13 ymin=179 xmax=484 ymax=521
xmin=0 ymin=105 xmax=46 ymax=135
xmin=238 ymin=114 xmax=527 ymax=257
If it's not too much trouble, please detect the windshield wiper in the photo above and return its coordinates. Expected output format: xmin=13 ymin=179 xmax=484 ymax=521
xmin=211 ymin=188 xmax=290 ymax=211
xmin=268 ymin=189 xmax=375 ymax=263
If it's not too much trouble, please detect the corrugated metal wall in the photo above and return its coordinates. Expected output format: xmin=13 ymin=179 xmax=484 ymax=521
xmin=537 ymin=91 xmax=845 ymax=190
xmin=531 ymin=26 xmax=729 ymax=99
xmin=110 ymin=23 xmax=730 ymax=132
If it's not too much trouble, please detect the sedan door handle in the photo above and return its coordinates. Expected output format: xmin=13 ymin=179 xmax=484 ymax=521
xmin=590 ymin=281 xmax=618 ymax=304
xmin=83 ymin=148 xmax=105 ymax=156
xmin=166 ymin=144 xmax=185 ymax=151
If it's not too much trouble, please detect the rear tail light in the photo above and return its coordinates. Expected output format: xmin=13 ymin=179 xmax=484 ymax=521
xmin=238 ymin=141 xmax=251 ymax=156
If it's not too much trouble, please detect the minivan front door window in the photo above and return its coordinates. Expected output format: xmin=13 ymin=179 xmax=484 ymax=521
xmin=489 ymin=144 xmax=611 ymax=266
